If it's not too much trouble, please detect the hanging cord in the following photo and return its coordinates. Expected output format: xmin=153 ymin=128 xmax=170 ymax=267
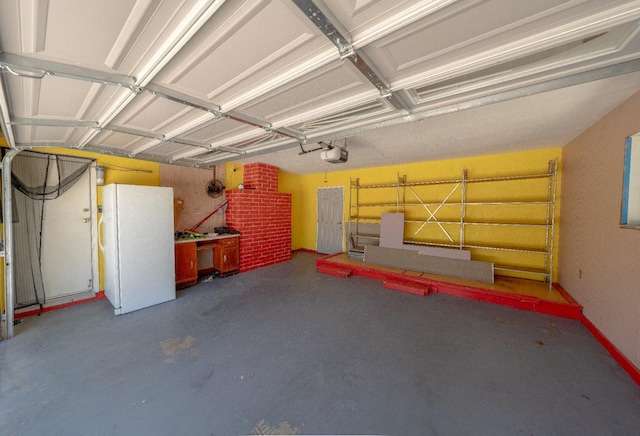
xmin=55 ymin=156 xmax=62 ymax=198
xmin=23 ymin=156 xmax=51 ymax=312
xmin=324 ymin=158 xmax=328 ymax=184
xmin=36 ymin=156 xmax=52 ymax=310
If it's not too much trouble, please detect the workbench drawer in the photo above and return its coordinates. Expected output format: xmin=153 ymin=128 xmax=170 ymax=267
xmin=218 ymin=237 xmax=238 ymax=247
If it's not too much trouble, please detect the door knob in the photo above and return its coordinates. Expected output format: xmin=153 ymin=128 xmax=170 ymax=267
xmin=83 ymin=218 xmax=90 ymax=223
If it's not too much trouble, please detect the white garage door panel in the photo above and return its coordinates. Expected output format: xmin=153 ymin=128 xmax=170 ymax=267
xmin=43 ymin=0 xmax=135 ymax=65
xmin=362 ymin=0 xmax=631 ymax=86
xmin=150 ymin=141 xmax=199 ymax=157
xmin=95 ymin=130 xmax=151 ymax=151
xmin=156 ymin=1 xmax=334 ymax=106
xmin=182 ymin=117 xmax=260 ymax=144
xmin=37 ymin=76 xmax=95 ymax=117
xmin=237 ymin=62 xmax=376 ymax=122
xmin=2 ymin=0 xmax=640 ymax=175
xmin=32 ymin=126 xmax=74 ymax=143
xmin=5 ymin=76 xmax=131 ymax=144
xmin=323 ymin=0 xmax=448 ymax=37
xmin=111 ymin=94 xmax=192 ymax=129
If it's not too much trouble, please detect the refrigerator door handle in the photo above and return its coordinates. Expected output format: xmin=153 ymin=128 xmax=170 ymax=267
xmin=98 ymin=215 xmax=104 ymax=253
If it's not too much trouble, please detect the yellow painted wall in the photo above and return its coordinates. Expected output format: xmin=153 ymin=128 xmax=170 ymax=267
xmin=225 ymin=162 xmax=244 ymax=190
xmin=43 ymin=147 xmax=160 ymax=187
xmin=275 ymin=147 xmax=562 ymax=282
xmin=0 ymin=145 xmax=558 ymax=313
xmin=279 ymin=170 xmax=304 ymax=249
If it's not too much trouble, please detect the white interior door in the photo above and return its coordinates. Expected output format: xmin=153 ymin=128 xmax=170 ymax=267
xmin=317 ymin=187 xmax=344 ymax=254
xmin=40 ymin=167 xmax=97 ymax=301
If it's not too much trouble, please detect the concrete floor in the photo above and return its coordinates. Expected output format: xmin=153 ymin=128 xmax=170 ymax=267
xmin=1 ymin=252 xmax=640 ymax=435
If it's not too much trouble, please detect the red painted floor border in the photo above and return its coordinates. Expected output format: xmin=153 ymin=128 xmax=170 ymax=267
xmin=316 ymin=253 xmax=640 ymax=388
xmin=581 ymin=315 xmax=640 ymax=386
xmin=14 ymin=291 xmax=106 ymax=320
xmin=315 ymin=254 xmax=582 ymax=320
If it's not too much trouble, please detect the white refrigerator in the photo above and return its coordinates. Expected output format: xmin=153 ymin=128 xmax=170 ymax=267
xmin=101 ymin=184 xmax=176 ymax=315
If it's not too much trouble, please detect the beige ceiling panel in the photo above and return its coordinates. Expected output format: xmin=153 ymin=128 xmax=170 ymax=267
xmin=76 ymin=88 xmax=126 ymax=125
xmin=3 ymin=75 xmax=34 ymax=119
xmin=0 ymin=1 xmax=23 ymax=52
xmin=12 ymin=124 xmax=72 ymax=145
xmin=38 ymin=0 xmax=135 ymax=67
xmin=0 ymin=0 xmax=179 ymax=74
xmin=30 ymin=125 xmax=77 ymax=143
xmin=11 ymin=125 xmax=30 ymax=144
xmin=110 ymin=93 xmax=209 ymax=133
xmin=322 ymin=0 xmax=455 ymax=44
xmin=180 ymin=116 xmax=261 ymax=146
xmin=109 ymin=0 xmax=219 ymax=76
xmin=236 ymin=61 xmax=374 ymax=122
xmin=3 ymin=73 xmax=132 ymax=128
xmin=3 ymin=75 xmax=113 ymax=145
xmin=289 ymin=100 xmax=392 ymax=135
xmin=363 ymin=0 xmax=586 ymax=82
xmin=94 ymin=130 xmax=151 ymax=151
xmin=155 ymin=0 xmax=333 ymax=108
xmin=0 ymin=0 xmax=128 ymax=62
xmin=37 ymin=76 xmax=96 ymax=118
xmin=151 ymin=141 xmax=199 ymax=156
xmin=152 ymin=0 xmax=273 ymax=84
xmin=180 ymin=117 xmax=244 ymax=142
xmin=410 ymin=21 xmax=640 ymax=107
xmin=90 ymin=128 xmax=115 ymax=145
xmin=0 ymin=0 xmax=224 ymax=77
xmin=2 ymin=0 xmax=640 ymax=172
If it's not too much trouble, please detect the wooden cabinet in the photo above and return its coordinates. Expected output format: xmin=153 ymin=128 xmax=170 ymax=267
xmin=175 ymin=236 xmax=240 ymax=287
xmin=213 ymin=236 xmax=239 ymax=276
xmin=175 ymin=242 xmax=197 ymax=287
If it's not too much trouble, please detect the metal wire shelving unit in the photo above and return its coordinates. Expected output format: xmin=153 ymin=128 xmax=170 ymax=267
xmin=348 ymin=159 xmax=558 ymax=288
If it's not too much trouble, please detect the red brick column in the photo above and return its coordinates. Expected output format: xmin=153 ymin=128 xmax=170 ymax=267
xmin=226 ymin=163 xmax=292 ymax=272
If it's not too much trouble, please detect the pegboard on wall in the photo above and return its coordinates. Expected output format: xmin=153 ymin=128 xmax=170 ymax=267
xmin=159 ymin=164 xmax=226 ymax=233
